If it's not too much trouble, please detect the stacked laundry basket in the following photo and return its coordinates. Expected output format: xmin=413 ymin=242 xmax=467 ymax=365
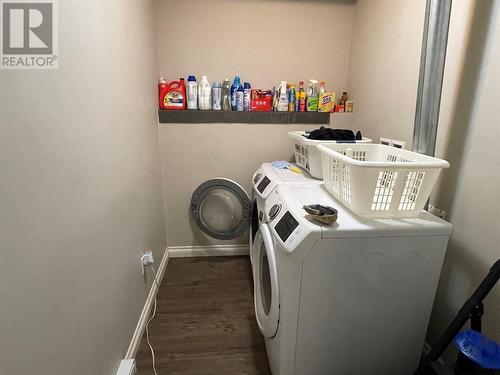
xmin=288 ymin=130 xmax=449 ymax=218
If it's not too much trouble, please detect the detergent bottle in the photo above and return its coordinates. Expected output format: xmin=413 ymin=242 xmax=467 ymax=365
xmin=306 ymin=79 xmax=319 ymax=112
xmin=212 ymin=82 xmax=222 ymax=111
xmin=186 ymin=75 xmax=198 ymax=110
xmin=230 ymin=76 xmax=241 ymax=110
xmin=222 ymin=79 xmax=232 ymax=111
xmin=160 ymin=78 xmax=186 ymax=110
xmin=236 ymin=85 xmax=244 ymax=111
xmin=158 ymin=77 xmax=168 ymax=109
xmin=198 ymin=75 xmax=211 ymax=110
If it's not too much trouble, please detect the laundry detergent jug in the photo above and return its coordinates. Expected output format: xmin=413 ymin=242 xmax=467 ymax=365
xmin=159 ymin=78 xmax=186 ymax=110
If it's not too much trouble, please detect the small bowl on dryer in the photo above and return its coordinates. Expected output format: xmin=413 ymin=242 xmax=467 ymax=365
xmin=303 ymin=204 xmax=338 ymax=225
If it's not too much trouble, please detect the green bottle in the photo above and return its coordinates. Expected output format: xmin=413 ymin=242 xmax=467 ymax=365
xmin=306 ymin=79 xmax=319 ymax=112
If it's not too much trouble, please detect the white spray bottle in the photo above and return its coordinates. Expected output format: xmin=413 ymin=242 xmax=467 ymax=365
xmin=277 ymin=81 xmax=289 ymax=112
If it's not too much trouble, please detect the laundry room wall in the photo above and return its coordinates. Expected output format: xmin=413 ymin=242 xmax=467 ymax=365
xmin=154 ymin=0 xmax=357 ymax=248
xmin=426 ymin=0 xmax=500 ymax=360
xmin=0 ymin=1 xmax=165 ymax=374
xmin=346 ymin=0 xmax=427 ymax=147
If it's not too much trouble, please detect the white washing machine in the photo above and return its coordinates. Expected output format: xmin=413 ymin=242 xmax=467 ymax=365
xmin=249 ymin=163 xmax=322 ymax=263
xmin=252 ymin=184 xmax=452 ymax=375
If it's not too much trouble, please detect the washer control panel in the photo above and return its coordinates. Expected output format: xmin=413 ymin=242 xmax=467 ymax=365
xmin=274 ymin=210 xmax=299 ymax=242
xmin=265 ymin=187 xmax=312 ymax=253
xmin=252 ymin=168 xmax=277 ymax=200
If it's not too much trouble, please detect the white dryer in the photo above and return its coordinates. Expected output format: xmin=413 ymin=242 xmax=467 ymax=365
xmin=252 ymin=184 xmax=452 ymax=375
xmin=250 ymin=163 xmax=322 ymax=263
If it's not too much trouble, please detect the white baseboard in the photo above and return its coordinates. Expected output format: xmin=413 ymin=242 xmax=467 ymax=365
xmin=167 ymin=244 xmax=249 ymax=258
xmin=124 ymin=247 xmax=169 ymax=360
xmin=116 ymin=359 xmax=136 ymax=375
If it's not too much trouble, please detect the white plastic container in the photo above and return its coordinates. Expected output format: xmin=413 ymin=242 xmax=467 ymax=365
xmin=186 ymin=75 xmax=198 ymax=110
xmin=198 ymin=75 xmax=211 ymax=110
xmin=288 ymin=130 xmax=372 ymax=179
xmin=317 ymin=143 xmax=450 ymax=218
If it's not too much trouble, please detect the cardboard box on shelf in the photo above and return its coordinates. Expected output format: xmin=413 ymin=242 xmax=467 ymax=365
xmin=318 ymin=92 xmax=336 ymax=112
xmin=334 ymin=104 xmax=345 ymax=112
xmin=251 ymin=89 xmax=273 ymax=112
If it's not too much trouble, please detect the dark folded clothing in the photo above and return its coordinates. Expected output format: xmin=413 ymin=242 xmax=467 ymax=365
xmin=306 ymin=126 xmax=362 ymax=141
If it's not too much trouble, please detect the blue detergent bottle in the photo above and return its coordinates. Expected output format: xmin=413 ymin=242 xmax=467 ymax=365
xmin=230 ymin=76 xmax=241 ymax=111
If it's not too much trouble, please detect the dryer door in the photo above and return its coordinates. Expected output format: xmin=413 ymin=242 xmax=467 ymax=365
xmin=253 ymin=224 xmax=279 ymax=338
xmin=191 ymin=178 xmax=251 ymax=240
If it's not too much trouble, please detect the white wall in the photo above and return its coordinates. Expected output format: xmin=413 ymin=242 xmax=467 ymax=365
xmin=347 ymin=0 xmax=426 ymax=146
xmin=154 ymin=0 xmax=354 ymax=94
xmin=427 ymin=0 xmax=500 ymax=357
xmin=154 ymin=0 xmax=357 ymax=247
xmin=0 ymin=1 xmax=165 ymax=374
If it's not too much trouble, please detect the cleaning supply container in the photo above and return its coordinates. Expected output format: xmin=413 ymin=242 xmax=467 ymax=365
xmin=198 ymin=75 xmax=211 ymax=110
xmin=186 ymin=75 xmax=198 ymax=110
xmin=289 ymin=130 xmax=372 ymax=179
xmin=159 ymin=78 xmax=186 ymax=110
xmin=211 ymin=82 xmax=222 ymax=110
xmin=317 ymin=143 xmax=450 ymax=218
xmin=306 ymin=79 xmax=319 ymax=112
xmin=222 ymin=79 xmax=232 ymax=111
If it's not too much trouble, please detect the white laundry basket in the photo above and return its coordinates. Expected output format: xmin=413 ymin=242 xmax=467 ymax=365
xmin=317 ymin=143 xmax=450 ymax=218
xmin=289 ymin=131 xmax=372 ymax=179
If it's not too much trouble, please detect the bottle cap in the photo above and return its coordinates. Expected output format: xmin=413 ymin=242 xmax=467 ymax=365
xmin=244 ymin=82 xmax=251 ymax=89
xmin=234 ymin=76 xmax=240 ymax=84
xmin=188 ymin=75 xmax=196 ymax=82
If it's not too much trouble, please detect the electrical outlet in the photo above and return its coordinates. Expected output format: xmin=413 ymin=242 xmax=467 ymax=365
xmin=380 ymin=137 xmax=406 ymax=149
xmin=140 ymin=250 xmax=154 ymax=275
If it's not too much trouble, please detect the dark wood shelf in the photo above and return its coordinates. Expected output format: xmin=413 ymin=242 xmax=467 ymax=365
xmin=158 ymin=110 xmax=332 ymax=124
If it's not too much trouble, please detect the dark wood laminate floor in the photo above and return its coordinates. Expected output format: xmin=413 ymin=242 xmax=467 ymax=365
xmin=136 ymin=256 xmax=272 ymax=375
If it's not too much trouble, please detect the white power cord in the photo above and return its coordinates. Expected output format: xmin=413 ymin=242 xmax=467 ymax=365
xmin=146 ymin=266 xmax=159 ymax=375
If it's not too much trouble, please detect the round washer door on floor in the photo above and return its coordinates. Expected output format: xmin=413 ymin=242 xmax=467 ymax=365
xmin=191 ymin=178 xmax=251 ymax=241
xmin=253 ymin=223 xmax=279 ymax=338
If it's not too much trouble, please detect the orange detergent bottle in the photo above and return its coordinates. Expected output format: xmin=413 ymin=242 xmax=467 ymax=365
xmin=158 ymin=78 xmax=186 ymax=110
